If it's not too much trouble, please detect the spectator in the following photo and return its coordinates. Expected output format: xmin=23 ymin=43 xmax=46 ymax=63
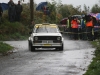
xmin=9 ymin=3 xmax=16 ymax=22
xmin=71 ymin=17 xmax=78 ymax=40
xmin=15 ymin=1 xmax=23 ymax=22
xmin=81 ymin=16 xmax=87 ymax=40
xmin=77 ymin=18 xmax=82 ymax=40
xmin=8 ymin=0 xmax=14 ymax=6
xmin=8 ymin=0 xmax=14 ymax=21
xmin=85 ymin=15 xmax=94 ymax=41
xmin=66 ymin=17 xmax=70 ymax=36
xmin=0 ymin=3 xmax=3 ymax=23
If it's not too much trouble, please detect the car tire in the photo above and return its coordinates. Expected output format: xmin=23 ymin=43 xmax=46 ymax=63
xmin=59 ymin=44 xmax=63 ymax=51
xmin=31 ymin=46 xmax=36 ymax=51
xmin=29 ymin=41 xmax=35 ymax=51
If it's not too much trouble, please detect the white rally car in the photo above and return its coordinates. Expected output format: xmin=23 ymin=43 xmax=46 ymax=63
xmin=28 ymin=23 xmax=64 ymax=51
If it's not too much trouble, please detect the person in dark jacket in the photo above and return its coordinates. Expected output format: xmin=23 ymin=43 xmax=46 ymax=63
xmin=81 ymin=16 xmax=87 ymax=40
xmin=8 ymin=0 xmax=14 ymax=6
xmin=15 ymin=1 xmax=23 ymax=21
xmin=9 ymin=3 xmax=16 ymax=22
xmin=0 ymin=3 xmax=3 ymax=23
xmin=8 ymin=0 xmax=14 ymax=21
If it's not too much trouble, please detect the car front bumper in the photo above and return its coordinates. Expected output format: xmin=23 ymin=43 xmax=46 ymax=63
xmin=32 ymin=43 xmax=62 ymax=48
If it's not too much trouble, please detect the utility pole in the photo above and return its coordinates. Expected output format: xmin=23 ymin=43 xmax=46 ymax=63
xmin=30 ymin=0 xmax=34 ymax=21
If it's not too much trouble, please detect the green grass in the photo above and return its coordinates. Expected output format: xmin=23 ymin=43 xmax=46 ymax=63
xmin=0 ymin=20 xmax=30 ymax=41
xmin=0 ymin=42 xmax=14 ymax=55
xmin=83 ymin=40 xmax=100 ymax=75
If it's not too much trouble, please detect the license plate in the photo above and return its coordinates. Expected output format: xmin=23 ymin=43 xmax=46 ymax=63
xmin=42 ymin=40 xmax=53 ymax=43
xmin=44 ymin=44 xmax=51 ymax=46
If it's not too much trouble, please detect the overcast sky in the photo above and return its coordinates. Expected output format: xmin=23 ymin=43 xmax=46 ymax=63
xmin=0 ymin=0 xmax=98 ymax=9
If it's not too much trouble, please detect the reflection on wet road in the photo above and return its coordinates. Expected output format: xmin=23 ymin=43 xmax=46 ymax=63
xmin=0 ymin=36 xmax=95 ymax=75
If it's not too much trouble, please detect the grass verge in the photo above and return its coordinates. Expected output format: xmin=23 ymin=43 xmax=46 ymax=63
xmin=0 ymin=42 xmax=14 ymax=55
xmin=0 ymin=21 xmax=30 ymax=41
xmin=83 ymin=40 xmax=100 ymax=75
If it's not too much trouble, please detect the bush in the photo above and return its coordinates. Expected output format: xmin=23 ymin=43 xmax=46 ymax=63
xmin=0 ymin=21 xmax=29 ymax=34
xmin=0 ymin=20 xmax=30 ymax=41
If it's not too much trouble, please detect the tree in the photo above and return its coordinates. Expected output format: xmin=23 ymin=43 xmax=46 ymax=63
xmin=83 ymin=4 xmax=88 ymax=14
xmin=91 ymin=4 xmax=100 ymax=13
xmin=58 ymin=4 xmax=82 ymax=18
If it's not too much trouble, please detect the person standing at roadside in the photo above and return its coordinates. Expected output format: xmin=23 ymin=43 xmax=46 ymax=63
xmin=81 ymin=16 xmax=87 ymax=40
xmin=86 ymin=15 xmax=94 ymax=41
xmin=8 ymin=0 xmax=14 ymax=6
xmin=8 ymin=0 xmax=14 ymax=21
xmin=15 ymin=1 xmax=23 ymax=22
xmin=71 ymin=17 xmax=79 ymax=40
xmin=0 ymin=3 xmax=3 ymax=23
xmin=77 ymin=18 xmax=82 ymax=40
xmin=67 ymin=17 xmax=70 ymax=36
xmin=9 ymin=3 xmax=16 ymax=22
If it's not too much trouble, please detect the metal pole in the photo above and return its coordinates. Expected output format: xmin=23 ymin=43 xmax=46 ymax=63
xmin=30 ymin=0 xmax=34 ymax=21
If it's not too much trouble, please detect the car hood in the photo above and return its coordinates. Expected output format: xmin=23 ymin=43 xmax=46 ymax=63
xmin=32 ymin=33 xmax=62 ymax=36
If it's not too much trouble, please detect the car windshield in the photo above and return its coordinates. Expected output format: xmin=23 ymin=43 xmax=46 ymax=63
xmin=33 ymin=25 xmax=59 ymax=33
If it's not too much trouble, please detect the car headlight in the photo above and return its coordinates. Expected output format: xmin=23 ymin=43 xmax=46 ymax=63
xmin=57 ymin=36 xmax=61 ymax=40
xmin=34 ymin=36 xmax=38 ymax=40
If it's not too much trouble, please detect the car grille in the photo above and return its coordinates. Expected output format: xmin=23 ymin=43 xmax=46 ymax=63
xmin=37 ymin=36 xmax=58 ymax=40
xmin=42 ymin=40 xmax=53 ymax=43
xmin=53 ymin=40 xmax=62 ymax=43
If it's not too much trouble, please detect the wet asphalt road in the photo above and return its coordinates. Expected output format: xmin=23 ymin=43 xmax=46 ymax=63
xmin=0 ymin=35 xmax=95 ymax=75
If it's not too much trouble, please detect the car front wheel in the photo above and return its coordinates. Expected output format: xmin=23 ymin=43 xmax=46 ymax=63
xmin=59 ymin=44 xmax=63 ymax=51
xmin=29 ymin=41 xmax=35 ymax=51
